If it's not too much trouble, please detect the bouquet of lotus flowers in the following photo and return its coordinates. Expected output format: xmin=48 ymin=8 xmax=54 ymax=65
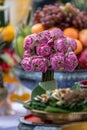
xmin=21 ymin=29 xmax=78 ymax=89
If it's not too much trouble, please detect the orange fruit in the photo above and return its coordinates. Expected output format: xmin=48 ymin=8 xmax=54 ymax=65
xmin=48 ymin=27 xmax=59 ymax=31
xmin=31 ymin=23 xmax=45 ymax=34
xmin=74 ymin=39 xmax=83 ymax=55
xmin=63 ymin=27 xmax=79 ymax=39
xmin=2 ymin=24 xmax=16 ymax=42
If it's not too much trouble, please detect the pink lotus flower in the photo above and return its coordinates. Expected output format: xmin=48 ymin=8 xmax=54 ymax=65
xmin=64 ymin=51 xmax=78 ymax=72
xmin=36 ymin=44 xmax=52 ymax=57
xmin=21 ymin=58 xmax=33 ymax=71
xmin=50 ymin=28 xmax=64 ymax=40
xmin=23 ymin=50 xmax=30 ymax=58
xmin=24 ymin=34 xmax=36 ymax=51
xmin=50 ymin=53 xmax=64 ymax=70
xmin=54 ymin=38 xmax=68 ymax=53
xmin=31 ymin=56 xmax=48 ymax=72
xmin=22 ymin=29 xmax=78 ymax=72
xmin=48 ymin=40 xmax=54 ymax=47
xmin=36 ymin=30 xmax=51 ymax=44
xmin=66 ymin=37 xmax=77 ymax=52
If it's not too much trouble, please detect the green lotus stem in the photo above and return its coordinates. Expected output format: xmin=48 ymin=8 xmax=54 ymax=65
xmin=42 ymin=70 xmax=54 ymax=82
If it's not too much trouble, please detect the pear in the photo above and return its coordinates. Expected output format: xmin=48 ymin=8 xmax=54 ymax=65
xmin=14 ymin=35 xmax=24 ymax=59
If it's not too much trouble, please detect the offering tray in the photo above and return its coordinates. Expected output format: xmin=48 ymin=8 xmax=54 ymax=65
xmin=31 ymin=110 xmax=87 ymax=124
xmin=19 ymin=113 xmax=87 ymax=130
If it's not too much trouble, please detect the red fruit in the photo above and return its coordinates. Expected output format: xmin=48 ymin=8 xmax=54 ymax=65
xmin=78 ymin=48 xmax=87 ymax=69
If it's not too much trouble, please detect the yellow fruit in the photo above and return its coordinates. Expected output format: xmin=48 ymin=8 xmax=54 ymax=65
xmin=2 ymin=25 xmax=16 ymax=42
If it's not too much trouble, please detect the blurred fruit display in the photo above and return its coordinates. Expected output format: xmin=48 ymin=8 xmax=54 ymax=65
xmin=0 ymin=0 xmax=19 ymax=72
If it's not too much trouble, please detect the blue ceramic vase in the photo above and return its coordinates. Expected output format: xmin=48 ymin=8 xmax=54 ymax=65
xmin=14 ymin=65 xmax=87 ymax=89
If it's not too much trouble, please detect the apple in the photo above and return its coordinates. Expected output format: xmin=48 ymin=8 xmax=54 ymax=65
xmin=79 ymin=29 xmax=87 ymax=47
xmin=78 ymin=48 xmax=87 ymax=69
